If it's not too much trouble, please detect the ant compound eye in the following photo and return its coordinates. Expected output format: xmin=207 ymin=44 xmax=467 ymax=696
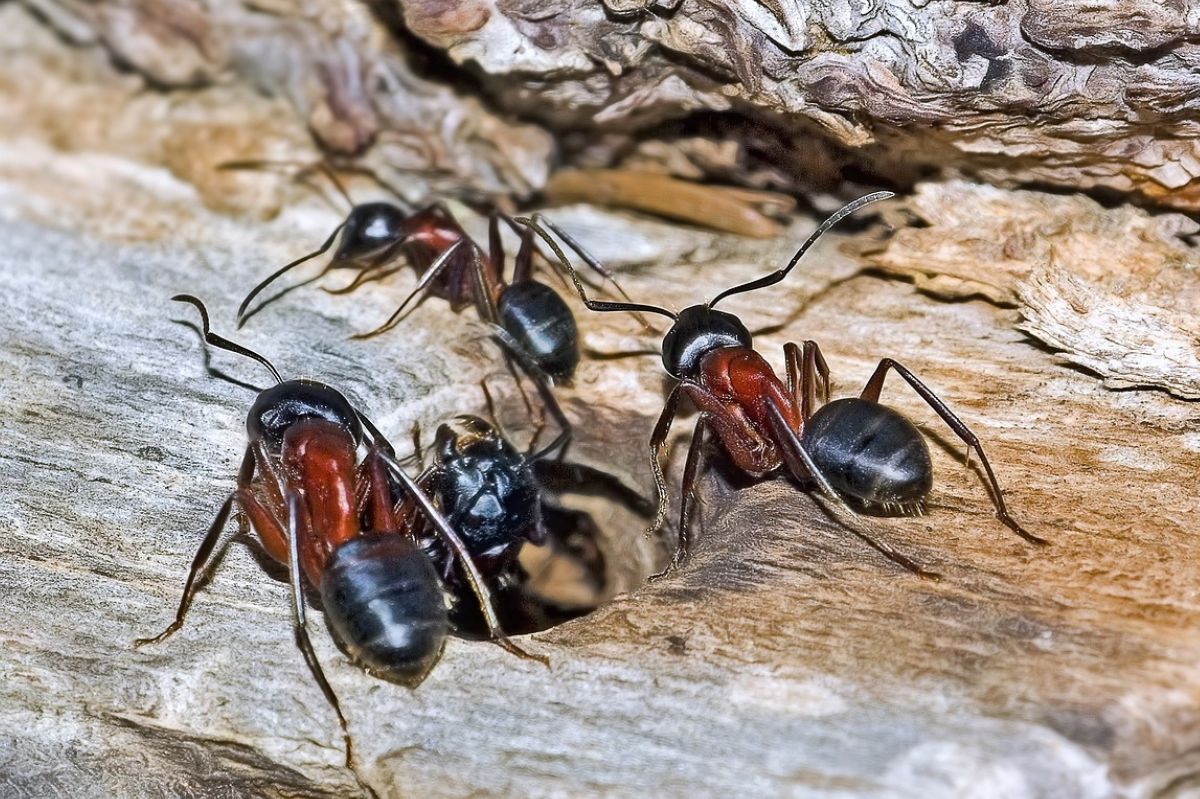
xmin=335 ymin=202 xmax=408 ymax=262
xmin=248 ymin=379 xmax=363 ymax=451
xmin=661 ymin=306 xmax=752 ymax=379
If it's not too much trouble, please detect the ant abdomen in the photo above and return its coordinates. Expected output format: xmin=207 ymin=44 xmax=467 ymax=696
xmin=497 ymin=281 xmax=579 ymax=381
xmin=802 ymin=398 xmax=934 ymax=511
xmin=321 ymin=535 xmax=449 ymax=688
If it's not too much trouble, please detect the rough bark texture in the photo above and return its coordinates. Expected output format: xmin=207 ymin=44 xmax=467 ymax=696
xmin=864 ymin=181 xmax=1200 ymax=400
xmin=3 ymin=3 xmax=1200 ymax=798
xmin=18 ymin=0 xmax=1200 ymax=211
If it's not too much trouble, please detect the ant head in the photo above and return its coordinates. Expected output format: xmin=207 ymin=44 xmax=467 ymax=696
xmin=434 ymin=415 xmax=509 ymax=463
xmin=661 ymin=305 xmax=752 ymax=379
xmin=248 ymin=379 xmax=363 ymax=452
xmin=333 ymin=202 xmax=408 ymax=263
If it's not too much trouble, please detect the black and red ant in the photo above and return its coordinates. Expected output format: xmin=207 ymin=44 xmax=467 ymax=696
xmin=135 ymin=295 xmax=544 ymax=793
xmin=518 ymin=192 xmax=1047 ymax=578
xmin=225 ymin=160 xmax=631 ymax=389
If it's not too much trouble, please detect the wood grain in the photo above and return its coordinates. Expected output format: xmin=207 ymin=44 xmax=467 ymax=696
xmin=1 ymin=133 xmax=1198 ymax=798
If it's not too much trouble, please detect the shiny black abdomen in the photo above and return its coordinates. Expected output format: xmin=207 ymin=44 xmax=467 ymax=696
xmin=436 ymin=442 xmax=542 ymax=563
xmin=247 ymin=379 xmax=362 ymax=452
xmin=497 ymin=281 xmax=579 ymax=381
xmin=320 ymin=535 xmax=448 ymax=688
xmin=802 ymin=398 xmax=933 ymax=508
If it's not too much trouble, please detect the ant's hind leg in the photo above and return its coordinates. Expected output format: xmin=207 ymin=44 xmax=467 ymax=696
xmin=860 ymin=358 xmax=1046 ymax=546
xmin=283 ymin=493 xmax=378 ymax=799
xmin=489 ymin=325 xmax=572 ymax=461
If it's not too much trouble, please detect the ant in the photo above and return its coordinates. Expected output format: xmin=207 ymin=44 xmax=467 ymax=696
xmin=226 ymin=159 xmax=632 ymax=388
xmin=518 ymin=192 xmax=1047 ymax=578
xmin=226 ymin=160 xmax=473 ymax=321
xmin=398 ymin=382 xmax=651 ymax=635
xmin=135 ymin=295 xmax=544 ymax=795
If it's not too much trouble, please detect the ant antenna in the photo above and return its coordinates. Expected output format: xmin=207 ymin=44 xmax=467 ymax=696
xmin=173 ymin=294 xmax=284 ymax=384
xmin=235 ymin=222 xmax=346 ymax=324
xmin=517 ymin=216 xmax=678 ymax=322
xmin=708 ymin=191 xmax=894 ymax=308
xmin=219 ymin=158 xmax=414 ymax=214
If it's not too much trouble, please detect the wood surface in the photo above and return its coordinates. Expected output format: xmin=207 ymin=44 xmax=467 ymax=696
xmin=2 ymin=3 xmax=1199 ymax=798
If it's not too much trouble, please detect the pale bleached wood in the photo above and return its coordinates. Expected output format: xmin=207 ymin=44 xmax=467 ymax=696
xmin=2 ymin=130 xmax=1200 ymax=798
xmin=3 ymin=4 xmax=1200 ymax=797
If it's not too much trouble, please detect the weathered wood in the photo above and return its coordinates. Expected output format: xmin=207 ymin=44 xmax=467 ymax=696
xmin=865 ymin=181 xmax=1200 ymax=400
xmin=4 ymin=120 xmax=1200 ymax=799
xmin=3 ymin=4 xmax=1200 ymax=798
xmin=19 ymin=0 xmax=1200 ymax=212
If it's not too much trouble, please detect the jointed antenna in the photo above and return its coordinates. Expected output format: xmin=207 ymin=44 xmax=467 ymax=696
xmin=708 ymin=191 xmax=894 ymax=308
xmin=235 ymin=222 xmax=346 ymax=324
xmin=516 ymin=216 xmax=678 ymax=322
xmin=220 ymin=158 xmax=414 ymax=213
xmin=173 ymin=294 xmax=284 ymax=384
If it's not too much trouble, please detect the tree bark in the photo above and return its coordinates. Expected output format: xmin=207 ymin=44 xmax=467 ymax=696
xmin=2 ymin=3 xmax=1200 ymax=798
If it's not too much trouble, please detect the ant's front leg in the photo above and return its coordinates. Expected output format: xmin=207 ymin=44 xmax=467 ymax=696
xmin=134 ymin=445 xmax=255 ymax=647
xmin=650 ymin=415 xmax=710 ymax=581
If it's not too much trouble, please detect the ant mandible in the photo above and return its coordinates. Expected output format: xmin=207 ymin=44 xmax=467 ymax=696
xmin=518 ymin=192 xmax=1047 ymax=578
xmin=135 ymin=295 xmax=545 ymax=793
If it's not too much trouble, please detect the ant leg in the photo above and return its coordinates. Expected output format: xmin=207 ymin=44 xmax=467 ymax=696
xmin=283 ymin=493 xmax=377 ymax=799
xmin=326 ymin=163 xmax=411 ymax=210
xmin=134 ymin=494 xmax=235 ymax=645
xmin=478 ymin=376 xmax=531 ymax=453
xmin=785 ymin=341 xmax=832 ymax=422
xmin=375 ymin=450 xmax=550 ymax=667
xmin=515 ymin=215 xmax=677 ymax=322
xmin=503 ymin=355 xmax=540 ymax=426
xmin=807 ymin=341 xmax=832 ymax=405
xmin=323 ymin=265 xmax=403 ymax=295
xmin=488 ymin=214 xmax=507 ymax=280
xmin=764 ymin=404 xmax=940 ymax=579
xmin=462 ymin=240 xmax=542 ymax=435
xmin=218 ymin=158 xmax=356 ymax=209
xmin=134 ymin=446 xmax=255 ymax=646
xmin=783 ymin=343 xmax=809 ymax=422
xmin=235 ymin=223 xmax=347 ymax=325
xmin=645 ymin=384 xmax=686 ymax=538
xmin=860 ymin=359 xmax=1046 ymax=545
xmin=650 ymin=415 xmax=708 ymax=580
xmin=352 ymin=240 xmax=468 ymax=338
xmin=353 ymin=410 xmax=397 ymax=458
xmin=489 ymin=325 xmax=571 ymax=461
